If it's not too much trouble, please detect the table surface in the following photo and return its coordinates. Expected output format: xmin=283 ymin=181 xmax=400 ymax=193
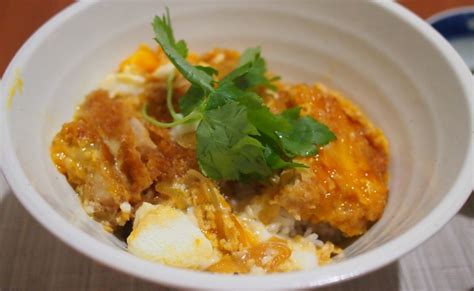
xmin=1 ymin=1 xmax=473 ymax=290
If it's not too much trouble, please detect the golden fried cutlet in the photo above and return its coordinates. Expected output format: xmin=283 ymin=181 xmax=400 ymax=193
xmin=272 ymin=84 xmax=389 ymax=237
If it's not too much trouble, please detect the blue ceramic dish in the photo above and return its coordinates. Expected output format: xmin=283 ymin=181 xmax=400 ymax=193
xmin=428 ymin=7 xmax=474 ymax=72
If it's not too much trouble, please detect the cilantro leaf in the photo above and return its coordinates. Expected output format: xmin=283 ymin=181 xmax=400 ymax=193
xmin=205 ymin=83 xmax=335 ymax=161
xmin=234 ymin=89 xmax=290 ymax=138
xmin=221 ymin=47 xmax=276 ymax=91
xmin=236 ymin=47 xmax=276 ymax=90
xmin=159 ymin=8 xmax=188 ymax=58
xmin=175 ymin=40 xmax=188 ymax=58
xmin=219 ymin=62 xmax=252 ymax=85
xmin=179 ymin=85 xmax=205 ymax=116
xmin=152 ymin=14 xmax=214 ymax=93
xmin=262 ymin=141 xmax=304 ymax=170
xmin=196 ymin=102 xmax=272 ymax=181
xmin=178 ymin=66 xmax=218 ymax=115
xmin=205 ymin=82 xmax=241 ymax=110
xmin=277 ymin=107 xmax=336 ymax=157
xmin=239 ymin=47 xmax=261 ymax=66
xmin=209 ymin=83 xmax=290 ymax=152
xmin=195 ymin=65 xmax=218 ymax=77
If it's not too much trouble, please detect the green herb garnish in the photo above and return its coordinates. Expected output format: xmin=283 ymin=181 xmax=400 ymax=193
xmin=143 ymin=10 xmax=336 ymax=181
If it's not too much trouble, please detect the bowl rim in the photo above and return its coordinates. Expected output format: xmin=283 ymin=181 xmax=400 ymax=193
xmin=426 ymin=5 xmax=474 ymax=25
xmin=1 ymin=1 xmax=473 ymax=289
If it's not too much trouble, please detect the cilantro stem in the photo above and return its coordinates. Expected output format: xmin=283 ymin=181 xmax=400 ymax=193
xmin=166 ymin=70 xmax=180 ymax=121
xmin=142 ymin=103 xmax=202 ymax=128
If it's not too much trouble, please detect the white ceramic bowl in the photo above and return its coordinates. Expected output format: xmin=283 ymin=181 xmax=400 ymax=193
xmin=1 ymin=1 xmax=473 ymax=289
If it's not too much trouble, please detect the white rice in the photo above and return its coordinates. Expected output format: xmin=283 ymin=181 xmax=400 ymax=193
xmin=240 ymin=201 xmax=325 ymax=248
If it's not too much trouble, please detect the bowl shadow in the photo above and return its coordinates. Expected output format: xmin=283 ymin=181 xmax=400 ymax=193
xmin=458 ymin=191 xmax=473 ymax=218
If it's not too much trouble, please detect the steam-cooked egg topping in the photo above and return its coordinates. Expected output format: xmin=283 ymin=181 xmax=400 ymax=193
xmin=127 ymin=203 xmax=220 ymax=269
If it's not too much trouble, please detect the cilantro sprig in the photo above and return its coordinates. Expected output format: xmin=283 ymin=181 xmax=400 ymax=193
xmin=143 ymin=11 xmax=336 ymax=182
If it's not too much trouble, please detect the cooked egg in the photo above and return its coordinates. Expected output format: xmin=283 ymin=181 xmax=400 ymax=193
xmin=280 ymin=238 xmax=318 ymax=271
xmin=127 ymin=203 xmax=220 ymax=270
xmin=238 ymin=205 xmax=318 ymax=272
xmin=170 ymin=119 xmax=199 ymax=149
xmin=153 ymin=62 xmax=175 ymax=79
xmin=118 ymin=44 xmax=161 ymax=73
xmin=237 ymin=211 xmax=272 ymax=243
xmin=100 ymin=72 xmax=145 ymax=97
